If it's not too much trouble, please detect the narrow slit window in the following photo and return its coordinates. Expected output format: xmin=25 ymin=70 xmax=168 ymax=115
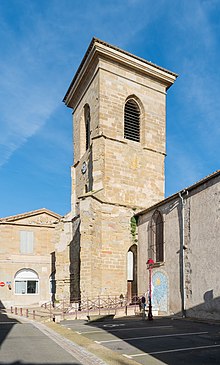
xmin=124 ymin=100 xmax=140 ymax=142
xmin=84 ymin=104 xmax=90 ymax=150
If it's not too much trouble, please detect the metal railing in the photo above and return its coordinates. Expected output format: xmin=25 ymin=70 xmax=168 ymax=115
xmin=9 ymin=295 xmax=143 ymax=322
xmin=41 ymin=294 xmax=142 ymax=320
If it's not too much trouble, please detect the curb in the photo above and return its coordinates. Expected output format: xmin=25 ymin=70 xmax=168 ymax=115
xmin=6 ymin=311 xmax=140 ymax=365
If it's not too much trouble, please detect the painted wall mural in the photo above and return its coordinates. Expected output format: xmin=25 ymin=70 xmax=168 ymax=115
xmin=152 ymin=271 xmax=168 ymax=313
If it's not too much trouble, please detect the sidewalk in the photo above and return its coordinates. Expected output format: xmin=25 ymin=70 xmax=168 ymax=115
xmin=6 ymin=309 xmax=140 ymax=365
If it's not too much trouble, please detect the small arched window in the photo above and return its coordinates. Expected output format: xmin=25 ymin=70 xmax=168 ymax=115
xmin=149 ymin=211 xmax=164 ymax=263
xmin=124 ymin=99 xmax=140 ymax=142
xmin=14 ymin=269 xmax=39 ymax=294
xmin=84 ymin=104 xmax=90 ymax=150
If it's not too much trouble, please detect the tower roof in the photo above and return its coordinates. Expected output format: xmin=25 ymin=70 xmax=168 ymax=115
xmin=63 ymin=37 xmax=178 ymax=107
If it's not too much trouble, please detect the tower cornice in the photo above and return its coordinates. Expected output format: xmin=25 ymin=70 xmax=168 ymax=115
xmin=63 ymin=37 xmax=178 ymax=108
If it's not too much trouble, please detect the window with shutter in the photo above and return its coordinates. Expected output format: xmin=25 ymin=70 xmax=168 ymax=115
xmin=20 ymin=231 xmax=34 ymax=254
xmin=124 ymin=99 xmax=140 ymax=142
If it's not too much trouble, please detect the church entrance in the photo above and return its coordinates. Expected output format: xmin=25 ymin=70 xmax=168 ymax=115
xmin=127 ymin=245 xmax=137 ymax=303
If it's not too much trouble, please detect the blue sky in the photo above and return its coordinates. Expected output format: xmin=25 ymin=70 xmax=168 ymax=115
xmin=0 ymin=0 xmax=219 ymax=217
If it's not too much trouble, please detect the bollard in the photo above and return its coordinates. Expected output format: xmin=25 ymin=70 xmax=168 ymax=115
xmin=15 ymin=307 xmax=18 ymax=315
xmin=33 ymin=310 xmax=35 ymax=320
xmin=26 ymin=309 xmax=28 ymax=318
xmin=11 ymin=306 xmax=13 ymax=314
xmin=20 ymin=308 xmax=23 ymax=316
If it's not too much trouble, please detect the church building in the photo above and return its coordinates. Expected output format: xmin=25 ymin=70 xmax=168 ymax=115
xmin=55 ymin=38 xmax=177 ymax=302
xmin=1 ymin=39 xmax=219 ymax=321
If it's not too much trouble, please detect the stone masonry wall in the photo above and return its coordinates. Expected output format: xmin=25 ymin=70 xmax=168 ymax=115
xmin=79 ymin=196 xmax=135 ymax=298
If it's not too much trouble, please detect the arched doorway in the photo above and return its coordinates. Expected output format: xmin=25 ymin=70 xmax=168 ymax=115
xmin=127 ymin=244 xmax=137 ymax=303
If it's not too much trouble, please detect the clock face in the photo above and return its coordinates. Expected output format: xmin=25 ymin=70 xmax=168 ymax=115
xmin=81 ymin=161 xmax=87 ymax=174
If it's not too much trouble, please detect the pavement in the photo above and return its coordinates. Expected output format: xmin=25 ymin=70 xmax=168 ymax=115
xmin=57 ymin=315 xmax=220 ymax=365
xmin=5 ymin=308 xmax=220 ymax=365
xmin=4 ymin=309 xmax=141 ymax=365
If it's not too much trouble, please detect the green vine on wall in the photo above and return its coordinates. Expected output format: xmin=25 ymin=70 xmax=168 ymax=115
xmin=130 ymin=216 xmax=138 ymax=242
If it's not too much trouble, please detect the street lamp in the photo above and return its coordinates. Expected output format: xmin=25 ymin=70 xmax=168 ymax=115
xmin=147 ymin=258 xmax=154 ymax=321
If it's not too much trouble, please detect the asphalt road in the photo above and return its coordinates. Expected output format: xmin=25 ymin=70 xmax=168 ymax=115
xmin=0 ymin=310 xmax=105 ymax=365
xmin=60 ymin=316 xmax=220 ymax=365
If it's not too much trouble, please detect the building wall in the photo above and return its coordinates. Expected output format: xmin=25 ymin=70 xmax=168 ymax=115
xmin=0 ymin=210 xmax=60 ymax=308
xmin=137 ymin=173 xmax=220 ymax=319
xmin=79 ymin=196 xmax=135 ymax=298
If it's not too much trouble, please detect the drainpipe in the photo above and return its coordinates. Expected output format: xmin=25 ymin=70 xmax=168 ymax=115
xmin=178 ymin=189 xmax=188 ymax=317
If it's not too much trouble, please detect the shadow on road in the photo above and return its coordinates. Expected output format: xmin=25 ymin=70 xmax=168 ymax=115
xmin=0 ymin=301 xmax=20 ymax=347
xmin=82 ymin=314 xmax=220 ymax=365
xmin=0 ymin=363 xmax=80 ymax=365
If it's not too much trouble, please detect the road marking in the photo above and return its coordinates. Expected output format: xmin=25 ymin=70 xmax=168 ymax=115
xmin=123 ymin=354 xmax=133 ymax=359
xmin=123 ymin=344 xmax=220 ymax=358
xmin=76 ymin=325 xmax=173 ymax=335
xmin=94 ymin=331 xmax=208 ymax=344
xmin=149 ymin=344 xmax=220 ymax=355
xmin=76 ymin=330 xmax=104 ymax=335
xmin=103 ymin=323 xmax=125 ymax=328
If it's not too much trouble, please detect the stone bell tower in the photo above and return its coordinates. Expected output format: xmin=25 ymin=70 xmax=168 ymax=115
xmin=63 ymin=38 xmax=177 ymax=300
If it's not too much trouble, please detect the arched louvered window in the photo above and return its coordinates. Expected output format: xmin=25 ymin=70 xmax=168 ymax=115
xmin=84 ymin=104 xmax=90 ymax=150
xmin=124 ymin=99 xmax=140 ymax=142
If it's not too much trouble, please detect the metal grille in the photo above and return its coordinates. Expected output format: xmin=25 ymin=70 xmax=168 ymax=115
xmin=124 ymin=100 xmax=140 ymax=142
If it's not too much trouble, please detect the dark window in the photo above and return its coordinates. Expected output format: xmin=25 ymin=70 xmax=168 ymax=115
xmin=155 ymin=212 xmax=164 ymax=262
xmin=124 ymin=99 xmax=140 ymax=142
xmin=150 ymin=211 xmax=164 ymax=262
xmin=84 ymin=104 xmax=90 ymax=150
xmin=27 ymin=280 xmax=37 ymax=293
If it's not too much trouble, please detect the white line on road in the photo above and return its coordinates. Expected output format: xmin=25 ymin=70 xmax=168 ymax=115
xmin=76 ymin=325 xmax=173 ymax=335
xmin=103 ymin=324 xmax=125 ymax=327
xmin=76 ymin=330 xmax=104 ymax=334
xmin=123 ymin=344 xmax=220 ymax=358
xmin=123 ymin=354 xmax=134 ymax=359
xmin=94 ymin=331 xmax=208 ymax=344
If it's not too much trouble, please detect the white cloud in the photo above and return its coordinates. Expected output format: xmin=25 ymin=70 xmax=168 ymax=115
xmin=0 ymin=7 xmax=64 ymax=167
xmin=0 ymin=0 xmax=164 ymax=168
